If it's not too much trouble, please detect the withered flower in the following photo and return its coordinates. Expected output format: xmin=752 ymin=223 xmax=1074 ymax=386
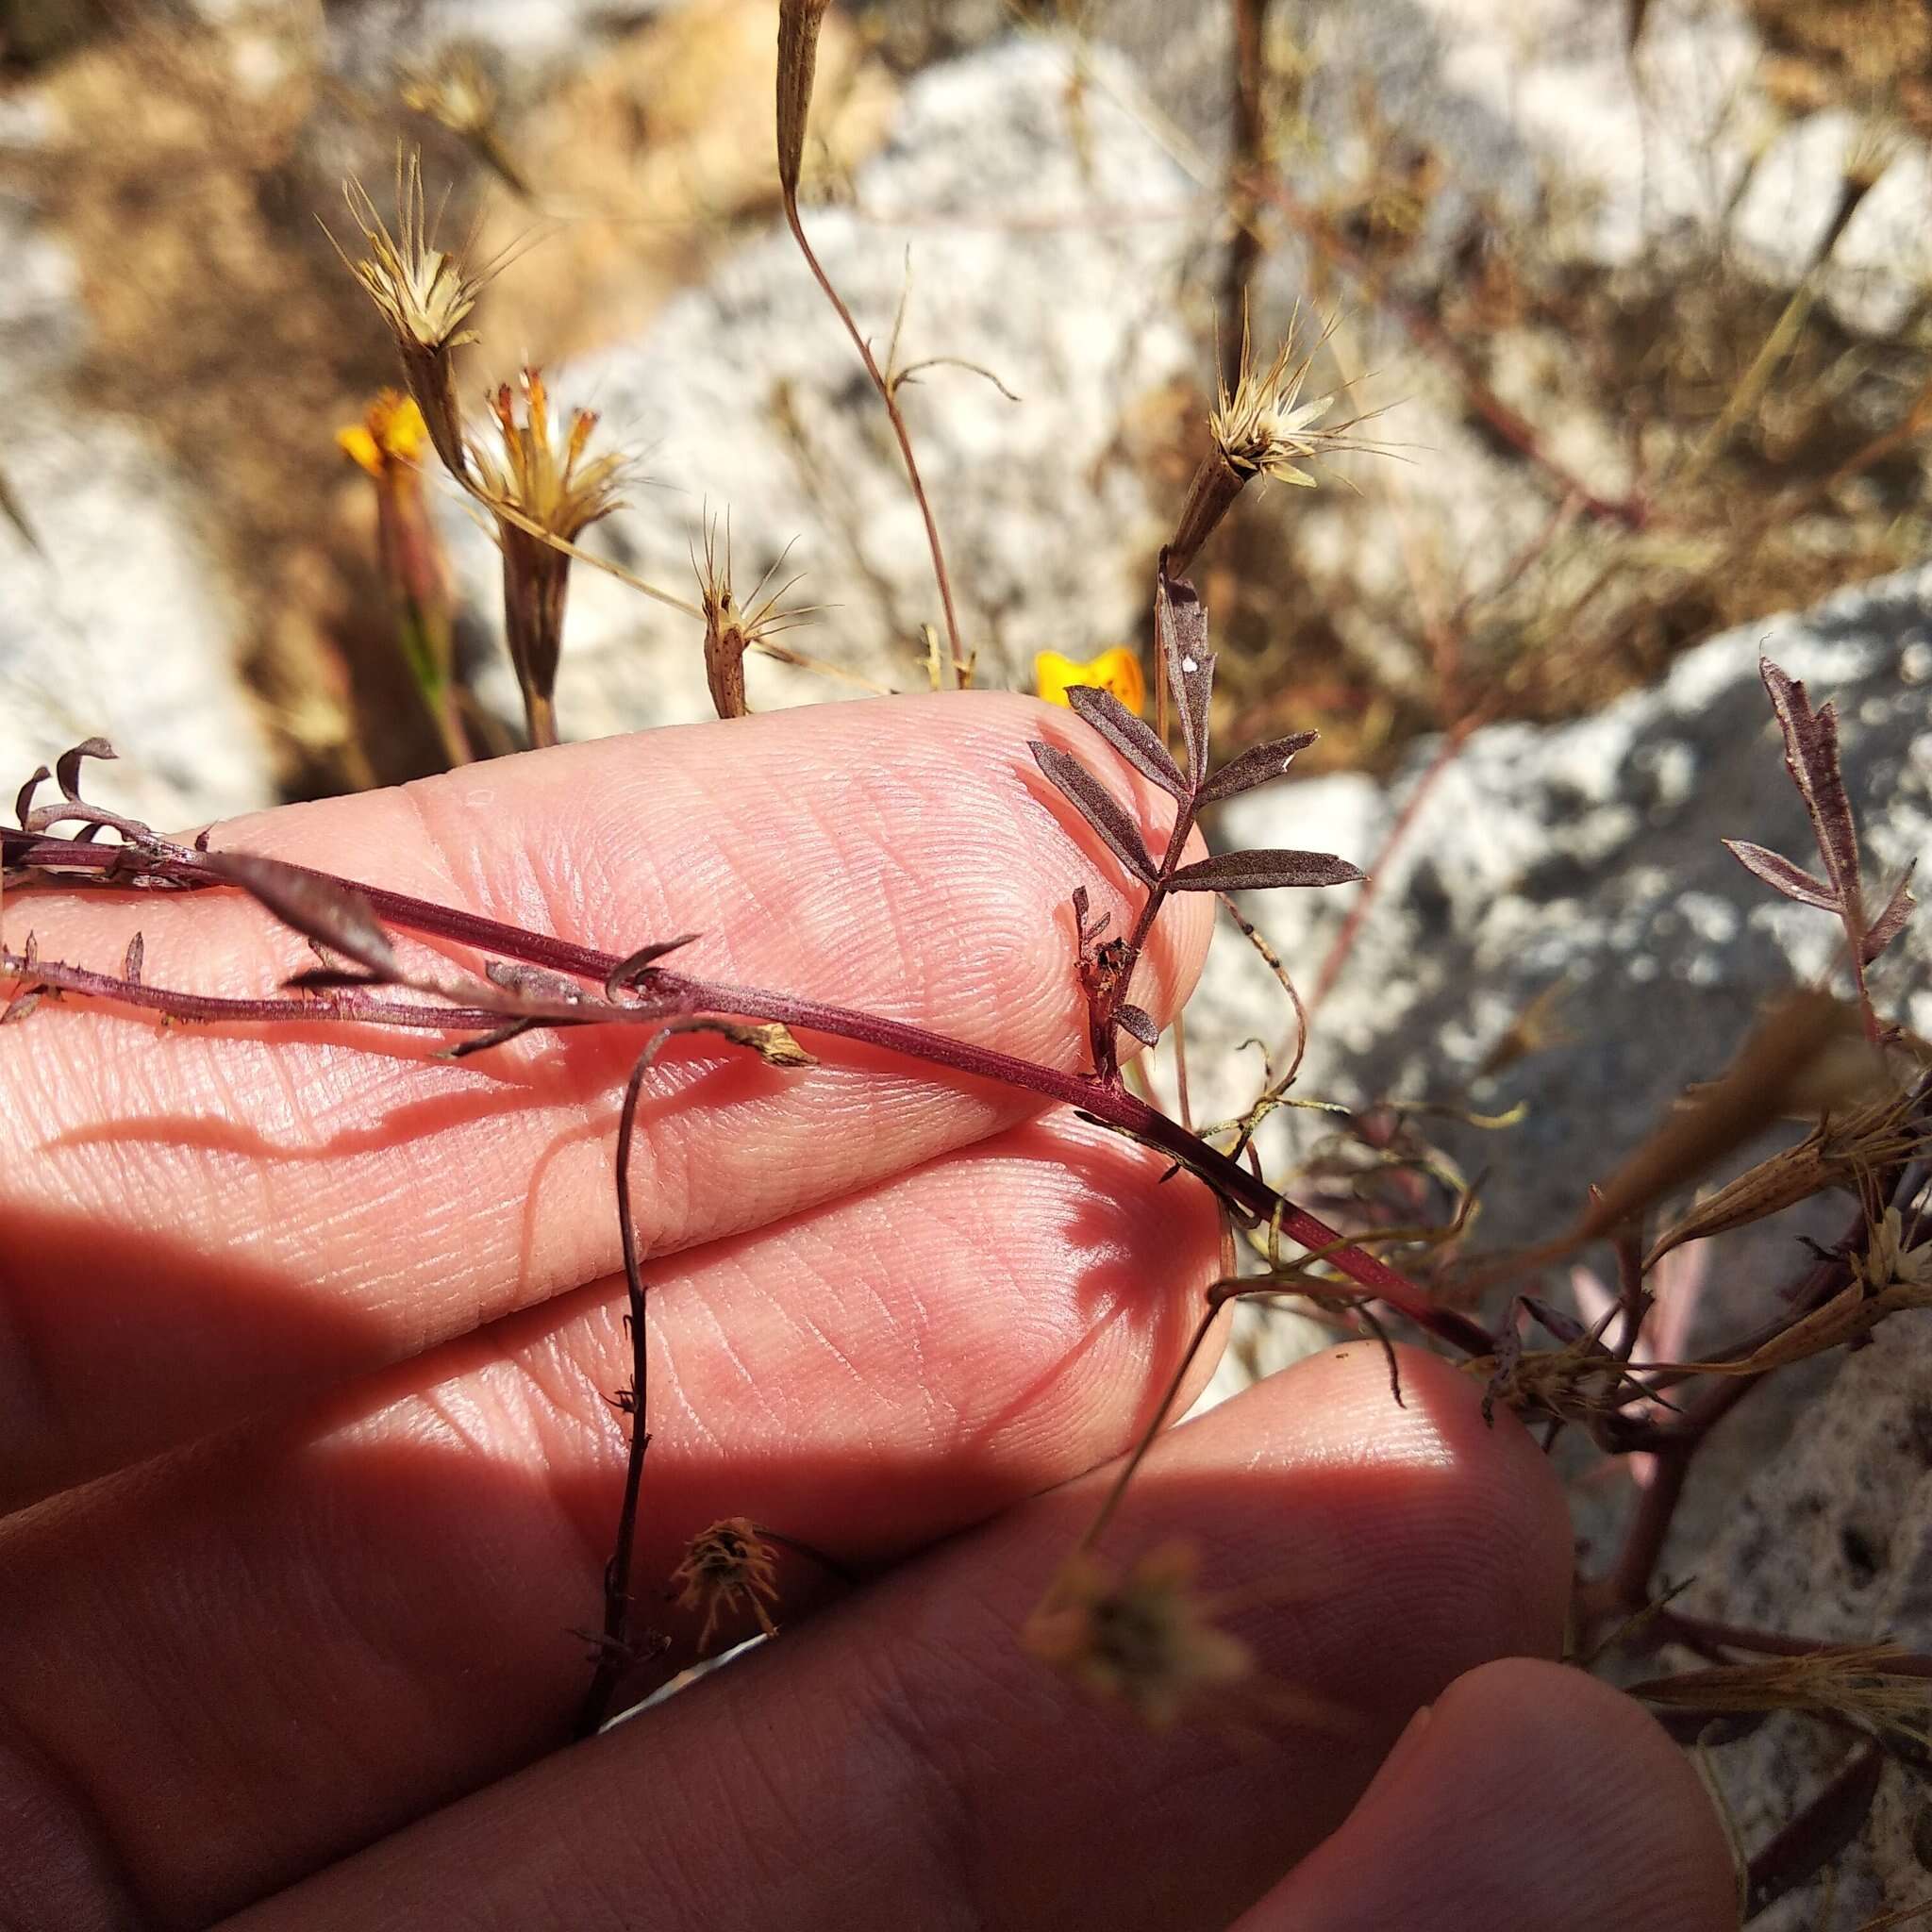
xmin=671 ymin=1518 xmax=781 ymax=1655
xmin=469 ymin=368 xmax=627 ymax=748
xmin=337 ymin=150 xmax=494 ymax=477
xmin=338 ymin=391 xmax=464 ymax=765
xmin=1023 ymin=1542 xmax=1251 ymax=1729
xmin=693 ymin=517 xmax=811 ymax=722
xmin=1168 ymin=312 xmax=1381 ymax=575
xmin=401 ymin=51 xmax=531 ymax=200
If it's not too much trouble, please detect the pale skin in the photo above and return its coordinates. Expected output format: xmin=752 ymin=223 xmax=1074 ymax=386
xmin=0 ymin=695 xmax=1737 ymax=1929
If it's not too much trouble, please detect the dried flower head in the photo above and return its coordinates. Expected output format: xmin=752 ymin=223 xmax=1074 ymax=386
xmin=336 ymin=151 xmax=494 ymax=476
xmin=336 ymin=390 xmax=428 ymax=478
xmin=469 ymin=368 xmax=627 ymax=747
xmin=1211 ymin=314 xmax=1355 ymax=488
xmin=401 ymin=50 xmax=498 ymax=141
xmin=1034 ymin=646 xmax=1146 ymax=717
xmin=1647 ymin=1084 xmax=1929 ymax=1266
xmin=693 ymin=516 xmax=811 ymax=721
xmin=671 ymin=1518 xmax=781 ymax=1655
xmin=1023 ymin=1542 xmax=1251 ymax=1728
xmin=1167 ymin=311 xmax=1381 ymax=575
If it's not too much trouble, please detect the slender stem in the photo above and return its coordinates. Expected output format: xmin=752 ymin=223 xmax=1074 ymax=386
xmin=4 ymin=828 xmax=1491 ymax=1355
xmin=1307 ymin=716 xmax=1472 ymax=1013
xmin=574 ymin=1049 xmax=656 ymax=1739
xmin=783 ymin=197 xmax=964 ymax=679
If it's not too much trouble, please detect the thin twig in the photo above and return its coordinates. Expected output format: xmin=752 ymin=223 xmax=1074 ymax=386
xmin=574 ymin=1045 xmax=658 ymax=1739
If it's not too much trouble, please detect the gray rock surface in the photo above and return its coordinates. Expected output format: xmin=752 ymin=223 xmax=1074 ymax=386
xmin=0 ymin=194 xmax=272 ymax=830
xmin=451 ymin=33 xmax=1208 ymax=738
xmin=1189 ymin=566 xmax=1932 ymax=1251
xmin=1185 ymin=568 xmax=1932 ymax=1921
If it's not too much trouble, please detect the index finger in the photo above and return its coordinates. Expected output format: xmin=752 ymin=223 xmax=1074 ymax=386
xmin=0 ymin=691 xmax=1210 ymax=1505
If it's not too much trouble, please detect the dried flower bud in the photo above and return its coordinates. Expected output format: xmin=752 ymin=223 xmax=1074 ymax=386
xmin=671 ymin=1518 xmax=781 ymax=1655
xmin=776 ymin=0 xmax=833 ymax=202
xmin=1023 ymin=1542 xmax=1250 ymax=1728
xmin=693 ymin=516 xmax=812 ymax=722
xmin=469 ymin=369 xmax=627 ymax=748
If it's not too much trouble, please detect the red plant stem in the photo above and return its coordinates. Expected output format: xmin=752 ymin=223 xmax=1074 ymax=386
xmin=4 ymin=829 xmax=1491 ymax=1356
xmin=782 ymin=199 xmax=964 ymax=680
xmin=1307 ymin=717 xmax=1471 ymax=1013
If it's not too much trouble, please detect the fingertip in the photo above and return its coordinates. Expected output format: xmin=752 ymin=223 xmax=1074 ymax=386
xmin=1240 ymin=1656 xmax=1740 ymax=1931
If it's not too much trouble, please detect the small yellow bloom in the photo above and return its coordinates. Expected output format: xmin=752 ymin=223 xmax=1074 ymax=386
xmin=336 ymin=391 xmax=430 ymax=477
xmin=1034 ymin=646 xmax=1145 ymax=716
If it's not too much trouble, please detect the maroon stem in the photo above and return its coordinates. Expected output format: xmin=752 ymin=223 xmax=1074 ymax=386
xmin=5 ymin=830 xmax=1492 ymax=1356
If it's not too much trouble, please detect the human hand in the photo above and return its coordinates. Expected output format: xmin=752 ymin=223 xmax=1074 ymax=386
xmin=0 ymin=695 xmax=1734 ymax=1929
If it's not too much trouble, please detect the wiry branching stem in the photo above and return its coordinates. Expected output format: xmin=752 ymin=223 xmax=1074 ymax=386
xmin=782 ymin=202 xmax=965 ymax=682
xmin=574 ymin=1049 xmax=658 ymax=1739
xmin=1 ymin=824 xmax=1489 ymax=1354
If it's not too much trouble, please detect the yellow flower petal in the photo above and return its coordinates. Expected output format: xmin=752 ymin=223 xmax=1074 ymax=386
xmin=338 ymin=391 xmax=430 ymax=476
xmin=336 ymin=425 xmax=383 ymax=475
xmin=1034 ymin=646 xmax=1145 ymax=716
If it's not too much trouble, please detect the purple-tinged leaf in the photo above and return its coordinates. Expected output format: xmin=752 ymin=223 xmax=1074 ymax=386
xmin=1063 ymin=685 xmax=1186 ymax=798
xmin=1743 ymin=1740 xmax=1882 ymax=1920
xmin=1864 ymin=862 xmax=1917 ymax=964
xmin=1197 ymin=730 xmax=1320 ymax=806
xmin=123 ymin=932 xmax=144 ymax=984
xmin=208 ymin=852 xmax=401 ymax=982
xmin=1028 ymin=741 xmax=1158 ymax=884
xmin=1168 ymin=848 xmax=1364 ymax=892
xmin=441 ymin=1019 xmax=541 ymax=1059
xmin=55 ymin=738 xmax=116 ymax=803
xmin=1723 ymin=839 xmax=1837 ymax=912
xmin=284 ymin=966 xmax=386 ymax=992
xmin=13 ymin=766 xmax=47 ymax=830
xmin=605 ymin=933 xmax=700 ymax=999
xmin=1759 ymin=659 xmax=1861 ymax=908
xmin=1156 ymin=564 xmax=1215 ymax=786
xmin=1115 ymin=1002 xmax=1159 ymax=1046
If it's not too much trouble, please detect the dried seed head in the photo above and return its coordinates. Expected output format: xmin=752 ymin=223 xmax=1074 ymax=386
xmin=1211 ymin=316 xmax=1349 ymax=488
xmin=1632 ymin=1645 xmax=1932 ymax=1751
xmin=691 ymin=517 xmax=812 ymax=722
xmin=470 ymin=368 xmax=627 ymax=746
xmin=1168 ymin=311 xmax=1382 ymax=574
xmin=1852 ymin=1207 xmax=1932 ymax=1297
xmin=401 ymin=50 xmax=498 ymax=140
xmin=336 ymin=151 xmax=494 ymax=476
xmin=1647 ymin=1085 xmax=1929 ymax=1267
xmin=336 ymin=390 xmax=429 ymax=478
xmin=775 ymin=0 xmax=833 ymax=201
xmin=671 ymin=1518 xmax=781 ymax=1655
xmin=1023 ymin=1542 xmax=1251 ymax=1729
xmin=1034 ymin=647 xmax=1146 ymax=717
